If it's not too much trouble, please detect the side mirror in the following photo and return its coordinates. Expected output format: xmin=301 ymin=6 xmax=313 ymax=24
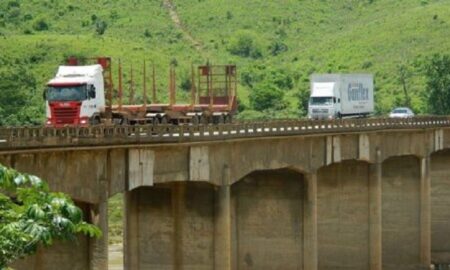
xmin=89 ymin=86 xmax=96 ymax=99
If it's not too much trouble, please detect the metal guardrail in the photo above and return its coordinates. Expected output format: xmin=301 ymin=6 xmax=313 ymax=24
xmin=0 ymin=116 xmax=449 ymax=150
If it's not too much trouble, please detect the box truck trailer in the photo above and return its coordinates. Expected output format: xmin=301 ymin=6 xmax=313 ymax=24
xmin=308 ymin=74 xmax=374 ymax=120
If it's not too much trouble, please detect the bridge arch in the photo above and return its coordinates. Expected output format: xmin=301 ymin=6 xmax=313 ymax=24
xmin=230 ymin=160 xmax=310 ymax=187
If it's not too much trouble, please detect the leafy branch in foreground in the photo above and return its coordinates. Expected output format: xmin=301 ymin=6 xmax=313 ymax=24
xmin=0 ymin=164 xmax=102 ymax=269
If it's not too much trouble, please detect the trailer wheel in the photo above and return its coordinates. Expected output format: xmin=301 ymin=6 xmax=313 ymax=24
xmin=200 ymin=115 xmax=209 ymax=125
xmin=121 ymin=117 xmax=129 ymax=126
xmin=161 ymin=116 xmax=169 ymax=125
xmin=225 ymin=114 xmax=233 ymax=123
xmin=191 ymin=116 xmax=199 ymax=125
xmin=217 ymin=114 xmax=225 ymax=124
xmin=152 ymin=117 xmax=160 ymax=126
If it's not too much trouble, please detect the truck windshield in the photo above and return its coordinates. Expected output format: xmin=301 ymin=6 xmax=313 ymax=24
xmin=310 ymin=97 xmax=333 ymax=105
xmin=46 ymin=85 xmax=87 ymax=101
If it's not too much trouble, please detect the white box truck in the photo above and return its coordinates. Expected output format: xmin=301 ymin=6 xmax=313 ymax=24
xmin=308 ymin=74 xmax=374 ymax=120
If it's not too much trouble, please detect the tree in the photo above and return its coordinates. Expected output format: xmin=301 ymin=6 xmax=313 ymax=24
xmin=397 ymin=63 xmax=412 ymax=108
xmin=0 ymin=164 xmax=101 ymax=269
xmin=249 ymin=81 xmax=286 ymax=111
xmin=0 ymin=57 xmax=43 ymax=126
xmin=425 ymin=54 xmax=450 ymax=115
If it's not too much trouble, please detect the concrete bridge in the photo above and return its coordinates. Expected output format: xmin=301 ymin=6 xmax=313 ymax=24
xmin=2 ymin=117 xmax=450 ymax=270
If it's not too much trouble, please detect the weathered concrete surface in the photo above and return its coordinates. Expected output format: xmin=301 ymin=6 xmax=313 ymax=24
xmin=125 ymin=183 xmax=215 ymax=270
xmin=431 ymin=150 xmax=450 ymax=264
xmin=317 ymin=161 xmax=370 ymax=270
xmin=232 ymin=170 xmax=304 ymax=270
xmin=382 ymin=156 xmax=421 ymax=270
xmin=8 ymin=151 xmax=109 ymax=204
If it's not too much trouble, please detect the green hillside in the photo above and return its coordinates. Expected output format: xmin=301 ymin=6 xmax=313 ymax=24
xmin=1 ymin=0 xmax=449 ymax=124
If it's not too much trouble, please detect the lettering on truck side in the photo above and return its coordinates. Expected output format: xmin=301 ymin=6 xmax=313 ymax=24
xmin=347 ymin=82 xmax=369 ymax=101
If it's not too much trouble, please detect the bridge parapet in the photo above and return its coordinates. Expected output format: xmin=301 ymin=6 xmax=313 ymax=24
xmin=1 ymin=116 xmax=449 ymax=151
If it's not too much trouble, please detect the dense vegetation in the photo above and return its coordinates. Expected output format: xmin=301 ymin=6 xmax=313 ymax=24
xmin=0 ymin=164 xmax=101 ymax=268
xmin=1 ymin=0 xmax=450 ymax=124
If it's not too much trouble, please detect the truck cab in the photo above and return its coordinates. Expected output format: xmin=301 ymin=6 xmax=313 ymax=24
xmin=308 ymin=81 xmax=340 ymax=120
xmin=45 ymin=65 xmax=105 ymax=126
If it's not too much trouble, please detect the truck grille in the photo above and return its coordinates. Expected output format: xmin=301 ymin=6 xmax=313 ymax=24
xmin=312 ymin=108 xmax=329 ymax=113
xmin=52 ymin=107 xmax=79 ymax=124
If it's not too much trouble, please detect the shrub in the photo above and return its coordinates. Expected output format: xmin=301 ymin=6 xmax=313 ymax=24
xmin=227 ymin=30 xmax=263 ymax=59
xmin=95 ymin=20 xmax=107 ymax=35
xmin=32 ymin=18 xmax=49 ymax=31
xmin=269 ymin=41 xmax=288 ymax=56
xmin=249 ymin=81 xmax=286 ymax=111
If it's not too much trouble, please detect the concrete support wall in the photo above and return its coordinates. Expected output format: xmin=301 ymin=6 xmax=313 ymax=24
xmin=431 ymin=151 xmax=450 ymax=264
xmin=317 ymin=161 xmax=370 ymax=270
xmin=124 ymin=183 xmax=215 ymax=270
xmin=231 ymin=170 xmax=304 ymax=270
xmin=382 ymin=156 xmax=421 ymax=270
xmin=10 ymin=151 xmax=108 ymax=204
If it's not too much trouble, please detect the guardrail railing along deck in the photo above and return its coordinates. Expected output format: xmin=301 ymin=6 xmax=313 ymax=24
xmin=0 ymin=116 xmax=449 ymax=150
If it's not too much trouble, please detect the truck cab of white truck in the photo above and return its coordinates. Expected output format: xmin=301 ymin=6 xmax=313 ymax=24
xmin=308 ymin=74 xmax=373 ymax=120
xmin=45 ymin=65 xmax=105 ymax=126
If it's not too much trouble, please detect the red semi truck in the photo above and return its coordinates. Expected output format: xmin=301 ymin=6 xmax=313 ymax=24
xmin=44 ymin=57 xmax=237 ymax=126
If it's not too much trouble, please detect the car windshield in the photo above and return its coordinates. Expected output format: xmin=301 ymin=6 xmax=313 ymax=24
xmin=393 ymin=109 xmax=408 ymax=113
xmin=310 ymin=97 xmax=333 ymax=105
xmin=46 ymin=85 xmax=87 ymax=101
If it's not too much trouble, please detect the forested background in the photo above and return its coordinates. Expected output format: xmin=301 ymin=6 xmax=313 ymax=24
xmin=1 ymin=0 xmax=450 ymax=125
